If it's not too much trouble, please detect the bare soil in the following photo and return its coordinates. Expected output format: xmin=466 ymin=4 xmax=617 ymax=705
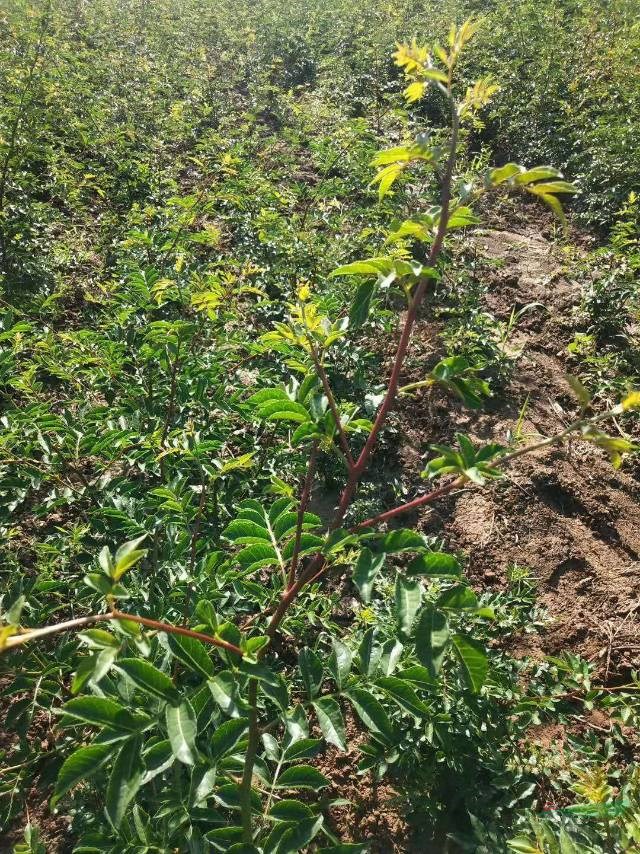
xmin=397 ymin=222 xmax=640 ymax=677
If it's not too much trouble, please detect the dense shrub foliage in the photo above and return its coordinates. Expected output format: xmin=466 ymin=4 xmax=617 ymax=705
xmin=1 ymin=2 xmax=639 ymax=853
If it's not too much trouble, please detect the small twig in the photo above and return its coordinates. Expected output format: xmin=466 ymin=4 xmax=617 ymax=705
xmin=2 ymin=613 xmax=115 ymax=650
xmin=2 ymin=609 xmax=244 ymax=657
xmin=110 ymin=610 xmax=243 ymax=656
xmin=190 ymin=477 xmax=210 ymax=575
xmin=356 ymin=478 xmax=467 ymax=529
xmin=354 ymin=404 xmax=627 ymax=530
xmin=287 ymin=440 xmax=319 ymax=587
xmin=308 ymin=343 xmax=354 ymax=468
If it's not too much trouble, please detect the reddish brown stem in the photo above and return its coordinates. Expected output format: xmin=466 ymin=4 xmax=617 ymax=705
xmin=266 ymin=582 xmax=303 ymax=638
xmin=111 ymin=609 xmax=243 ymax=656
xmin=265 ymin=106 xmax=461 ymax=638
xmin=355 ymin=476 xmax=466 ymax=529
xmin=2 ymin=609 xmax=244 ymax=657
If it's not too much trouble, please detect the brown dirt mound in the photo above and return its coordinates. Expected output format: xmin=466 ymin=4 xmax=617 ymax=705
xmin=397 ymin=223 xmax=640 ymax=677
xmin=313 ymin=710 xmax=411 ymax=853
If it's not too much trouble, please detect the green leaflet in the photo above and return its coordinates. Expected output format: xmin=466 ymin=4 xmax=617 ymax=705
xmin=436 ymin=584 xmax=478 ymax=610
xmin=59 ymin=696 xmax=150 ymax=732
xmin=282 ymin=737 xmax=324 ymax=761
xmin=246 ymin=389 xmax=311 ymax=425
xmin=168 ymin=633 xmax=214 ymax=679
xmin=222 ymin=519 xmax=271 ymax=544
xmin=330 ymin=257 xmax=395 ymax=278
xmin=406 ymin=551 xmax=461 ymax=577
xmin=269 ymin=799 xmax=313 ymax=820
xmin=395 ymin=574 xmax=422 ymax=636
xmin=208 ymin=671 xmax=242 ymax=718
xmin=298 ymin=647 xmax=324 ymax=699
xmin=376 ymin=675 xmax=429 ymax=717
xmin=269 ymin=816 xmax=324 ymax=854
xmin=236 ymin=542 xmax=279 ymax=572
xmin=377 ymin=529 xmax=426 ymax=553
xmin=312 ymin=697 xmax=347 ymax=751
xmin=112 ymin=534 xmax=148 ymax=581
xmin=165 ymin=699 xmax=198 ymax=765
xmin=211 ymin=718 xmax=248 ymax=760
xmin=106 ymin=737 xmax=144 ymax=828
xmin=349 ymin=279 xmax=377 ymax=327
xmin=51 ymin=743 xmax=115 ymax=807
xmin=225 ymin=499 xmax=321 ymax=573
xmin=415 ymin=605 xmax=450 ymax=678
xmin=452 ymin=633 xmax=489 ymax=692
xmin=275 ymin=765 xmax=330 ymax=790
xmin=116 ymin=659 xmax=180 ymax=704
xmin=141 ymin=740 xmax=174 ymax=785
xmin=353 ymin=548 xmax=385 ymax=604
xmin=344 ymin=687 xmax=395 ymax=743
xmin=358 ymin=627 xmax=383 ymax=677
xmin=328 ymin=638 xmax=353 ymax=689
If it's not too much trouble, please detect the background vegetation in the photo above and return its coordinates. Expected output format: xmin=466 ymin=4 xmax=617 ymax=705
xmin=1 ymin=0 xmax=639 ymax=852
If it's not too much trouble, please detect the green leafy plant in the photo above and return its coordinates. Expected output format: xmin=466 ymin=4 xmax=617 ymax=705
xmin=1 ymin=7 xmax=639 ymax=853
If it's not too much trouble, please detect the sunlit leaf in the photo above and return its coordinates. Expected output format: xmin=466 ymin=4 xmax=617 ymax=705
xmin=451 ymin=633 xmax=488 ymax=692
xmin=106 ymin=737 xmax=144 ymax=828
xmin=312 ymin=697 xmax=347 ymax=751
xmin=165 ymin=699 xmax=198 ymax=765
xmin=52 ymin=743 xmax=115 ymax=807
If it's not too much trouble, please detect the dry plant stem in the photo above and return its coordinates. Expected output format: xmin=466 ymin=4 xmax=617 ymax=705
xmin=2 ymin=613 xmax=115 ymax=650
xmin=309 ymin=345 xmax=354 ymax=468
xmin=2 ymin=609 xmax=243 ymax=656
xmin=240 ymin=678 xmax=259 ymax=842
xmin=287 ymin=439 xmax=319 ymax=587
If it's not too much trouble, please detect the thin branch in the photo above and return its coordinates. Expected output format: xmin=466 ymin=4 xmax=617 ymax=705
xmin=398 ymin=378 xmax=434 ymax=395
xmin=1 ymin=613 xmax=115 ymax=650
xmin=287 ymin=439 xmax=319 ymax=587
xmin=498 ymin=406 xmax=619 ymax=465
xmin=110 ymin=610 xmax=243 ymax=655
xmin=265 ymin=582 xmax=302 ymax=639
xmin=239 ymin=678 xmax=259 ymax=842
xmin=356 ymin=476 xmax=467 ymax=529
xmin=354 ymin=404 xmax=627 ymax=529
xmin=308 ymin=343 xmax=354 ymax=468
xmin=2 ymin=609 xmax=244 ymax=657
